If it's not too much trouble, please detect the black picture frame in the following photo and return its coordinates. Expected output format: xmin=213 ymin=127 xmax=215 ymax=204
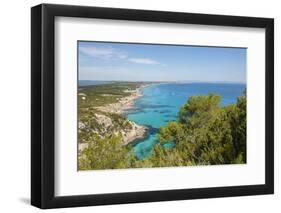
xmin=31 ymin=3 xmax=274 ymax=209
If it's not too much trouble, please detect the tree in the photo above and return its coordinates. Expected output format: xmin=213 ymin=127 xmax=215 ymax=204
xmin=78 ymin=134 xmax=134 ymax=170
xmin=151 ymin=92 xmax=246 ymax=166
xmin=225 ymin=90 xmax=247 ymax=163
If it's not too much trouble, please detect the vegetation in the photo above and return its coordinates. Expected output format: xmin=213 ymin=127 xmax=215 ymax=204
xmin=79 ymin=134 xmax=136 ymax=170
xmin=79 ymin=82 xmax=143 ymax=108
xmin=78 ymin=82 xmax=145 ymax=170
xmin=78 ymin=84 xmax=246 ymax=170
xmin=142 ymin=92 xmax=247 ymax=166
xmin=78 ymin=83 xmax=144 ymax=144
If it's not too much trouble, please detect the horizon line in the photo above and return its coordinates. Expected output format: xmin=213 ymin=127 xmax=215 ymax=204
xmin=79 ymin=80 xmax=246 ymax=84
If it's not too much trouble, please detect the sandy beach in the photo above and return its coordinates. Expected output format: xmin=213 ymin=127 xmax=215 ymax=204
xmin=95 ymin=85 xmax=148 ymax=145
xmin=95 ymin=86 xmax=144 ymax=114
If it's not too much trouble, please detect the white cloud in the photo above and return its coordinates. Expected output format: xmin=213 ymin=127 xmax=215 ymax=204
xmin=80 ymin=46 xmax=162 ymax=65
xmin=79 ymin=46 xmax=127 ymax=60
xmin=128 ymin=58 xmax=160 ymax=65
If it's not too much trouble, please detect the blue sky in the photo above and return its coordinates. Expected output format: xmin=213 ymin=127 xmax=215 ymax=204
xmin=78 ymin=41 xmax=246 ymax=83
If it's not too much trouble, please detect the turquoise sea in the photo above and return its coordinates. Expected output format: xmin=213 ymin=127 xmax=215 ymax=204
xmin=126 ymin=83 xmax=246 ymax=160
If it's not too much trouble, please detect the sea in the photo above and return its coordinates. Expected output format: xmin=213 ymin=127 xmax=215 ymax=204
xmin=126 ymin=83 xmax=246 ymax=160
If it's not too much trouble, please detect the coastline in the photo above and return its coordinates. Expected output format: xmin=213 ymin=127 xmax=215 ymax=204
xmin=95 ymin=84 xmax=149 ymax=145
xmin=95 ymin=85 xmax=145 ymax=114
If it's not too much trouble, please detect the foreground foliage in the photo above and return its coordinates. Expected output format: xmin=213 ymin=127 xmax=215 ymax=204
xmin=78 ymin=91 xmax=246 ymax=170
xmin=144 ymin=92 xmax=247 ymax=166
xmin=79 ymin=134 xmax=136 ymax=170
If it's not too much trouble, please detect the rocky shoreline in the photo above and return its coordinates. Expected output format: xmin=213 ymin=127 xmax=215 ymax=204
xmin=94 ymin=85 xmax=149 ymax=145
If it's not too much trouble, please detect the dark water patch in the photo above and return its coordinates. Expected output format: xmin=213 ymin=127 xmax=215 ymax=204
xmin=164 ymin=119 xmax=176 ymax=122
xmin=163 ymin=114 xmax=177 ymax=118
xmin=153 ymin=109 xmax=172 ymax=114
xmin=137 ymin=104 xmax=172 ymax=109
xmin=159 ymin=109 xmax=172 ymax=114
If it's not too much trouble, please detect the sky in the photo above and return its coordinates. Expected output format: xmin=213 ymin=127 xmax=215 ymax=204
xmin=78 ymin=41 xmax=246 ymax=83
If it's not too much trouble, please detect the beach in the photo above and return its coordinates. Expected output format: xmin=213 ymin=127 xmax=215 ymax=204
xmin=78 ymin=84 xmax=149 ymax=152
xmin=94 ymin=85 xmax=148 ymax=145
xmin=95 ymin=86 xmax=144 ymax=114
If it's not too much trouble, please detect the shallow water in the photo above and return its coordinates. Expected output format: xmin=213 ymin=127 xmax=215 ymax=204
xmin=127 ymin=83 xmax=246 ymax=160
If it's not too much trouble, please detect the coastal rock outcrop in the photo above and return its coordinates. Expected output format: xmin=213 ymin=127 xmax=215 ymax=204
xmin=78 ymin=84 xmax=148 ymax=151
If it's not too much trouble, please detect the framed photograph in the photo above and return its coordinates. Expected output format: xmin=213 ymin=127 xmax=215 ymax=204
xmin=31 ymin=4 xmax=274 ymax=209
